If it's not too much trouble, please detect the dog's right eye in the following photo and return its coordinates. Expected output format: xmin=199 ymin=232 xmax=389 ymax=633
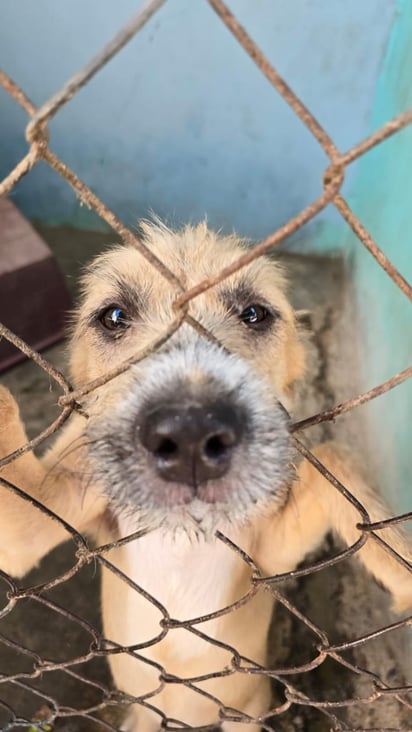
xmin=99 ymin=306 xmax=129 ymax=332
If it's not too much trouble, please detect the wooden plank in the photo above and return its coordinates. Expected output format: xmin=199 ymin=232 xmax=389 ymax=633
xmin=0 ymin=199 xmax=72 ymax=372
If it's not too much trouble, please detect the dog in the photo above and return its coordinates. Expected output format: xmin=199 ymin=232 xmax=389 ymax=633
xmin=0 ymin=221 xmax=411 ymax=731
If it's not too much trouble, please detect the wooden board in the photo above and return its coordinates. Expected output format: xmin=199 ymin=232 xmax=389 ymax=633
xmin=0 ymin=198 xmax=72 ymax=372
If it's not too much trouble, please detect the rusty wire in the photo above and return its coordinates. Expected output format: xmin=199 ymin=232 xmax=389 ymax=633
xmin=0 ymin=0 xmax=412 ymax=730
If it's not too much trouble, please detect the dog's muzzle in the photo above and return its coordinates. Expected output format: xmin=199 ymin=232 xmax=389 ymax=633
xmin=86 ymin=339 xmax=293 ymax=530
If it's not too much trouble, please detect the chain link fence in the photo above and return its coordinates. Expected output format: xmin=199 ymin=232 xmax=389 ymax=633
xmin=0 ymin=1 xmax=411 ymax=730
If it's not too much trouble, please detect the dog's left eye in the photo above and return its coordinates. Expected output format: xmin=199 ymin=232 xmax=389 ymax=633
xmin=239 ymin=305 xmax=270 ymax=329
xmin=99 ymin=306 xmax=129 ymax=332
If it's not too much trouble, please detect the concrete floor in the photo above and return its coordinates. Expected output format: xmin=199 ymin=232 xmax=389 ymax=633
xmin=0 ymin=226 xmax=410 ymax=731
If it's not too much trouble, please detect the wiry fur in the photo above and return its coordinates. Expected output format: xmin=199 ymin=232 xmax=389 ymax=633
xmin=87 ymin=338 xmax=293 ymax=535
xmin=0 ymin=222 xmax=411 ymax=732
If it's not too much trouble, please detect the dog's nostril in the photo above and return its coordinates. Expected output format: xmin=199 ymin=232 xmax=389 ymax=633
xmin=155 ymin=438 xmax=179 ymax=460
xmin=204 ymin=432 xmax=234 ymax=461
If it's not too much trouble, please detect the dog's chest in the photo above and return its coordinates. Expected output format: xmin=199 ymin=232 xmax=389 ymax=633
xmin=116 ymin=526 xmax=254 ymax=620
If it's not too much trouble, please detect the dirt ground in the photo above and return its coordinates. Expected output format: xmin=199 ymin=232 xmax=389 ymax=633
xmin=0 ymin=226 xmax=410 ymax=731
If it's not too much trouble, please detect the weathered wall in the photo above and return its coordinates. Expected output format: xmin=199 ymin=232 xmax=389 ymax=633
xmin=0 ymin=0 xmax=395 ymax=237
xmin=320 ymin=1 xmax=412 ymax=512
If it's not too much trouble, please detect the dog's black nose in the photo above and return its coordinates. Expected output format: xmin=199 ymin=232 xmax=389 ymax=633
xmin=139 ymin=403 xmax=243 ymax=486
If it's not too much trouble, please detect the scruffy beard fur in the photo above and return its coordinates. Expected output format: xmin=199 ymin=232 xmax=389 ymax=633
xmin=0 ymin=221 xmax=411 ymax=732
xmin=86 ymin=339 xmax=293 ymax=536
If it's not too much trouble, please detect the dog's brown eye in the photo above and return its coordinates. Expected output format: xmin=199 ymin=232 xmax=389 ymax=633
xmin=100 ymin=306 xmax=129 ymax=332
xmin=239 ymin=305 xmax=269 ymax=328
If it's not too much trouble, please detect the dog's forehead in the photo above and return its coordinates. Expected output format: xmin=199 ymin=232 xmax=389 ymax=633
xmin=83 ymin=224 xmax=286 ymax=306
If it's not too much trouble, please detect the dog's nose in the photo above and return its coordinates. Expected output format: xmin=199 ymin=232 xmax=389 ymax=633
xmin=139 ymin=403 xmax=243 ymax=486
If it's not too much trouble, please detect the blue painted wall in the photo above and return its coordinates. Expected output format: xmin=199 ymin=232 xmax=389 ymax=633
xmin=0 ymin=0 xmax=395 ymax=239
xmin=0 ymin=0 xmax=411 ymax=510
xmin=329 ymin=0 xmax=412 ymax=512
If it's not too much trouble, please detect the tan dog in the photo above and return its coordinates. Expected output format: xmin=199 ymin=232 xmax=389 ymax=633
xmin=0 ymin=222 xmax=411 ymax=731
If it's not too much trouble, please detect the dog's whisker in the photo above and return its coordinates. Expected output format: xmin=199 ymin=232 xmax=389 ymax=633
xmin=44 ymin=434 xmax=89 ymax=468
